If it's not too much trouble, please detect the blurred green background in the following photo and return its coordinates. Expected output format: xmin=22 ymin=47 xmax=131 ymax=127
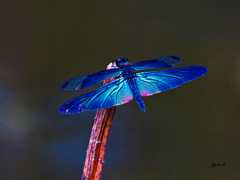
xmin=0 ymin=0 xmax=239 ymax=180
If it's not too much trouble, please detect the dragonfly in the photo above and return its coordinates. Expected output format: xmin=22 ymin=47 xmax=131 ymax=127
xmin=59 ymin=56 xmax=208 ymax=114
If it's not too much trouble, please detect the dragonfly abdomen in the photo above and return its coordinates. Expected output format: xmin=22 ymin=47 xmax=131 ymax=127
xmin=127 ymin=78 xmax=146 ymax=113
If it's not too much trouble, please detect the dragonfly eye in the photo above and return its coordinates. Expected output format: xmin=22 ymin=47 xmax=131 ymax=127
xmin=116 ymin=57 xmax=130 ymax=67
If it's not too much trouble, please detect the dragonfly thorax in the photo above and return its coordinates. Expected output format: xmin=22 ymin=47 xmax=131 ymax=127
xmin=116 ymin=57 xmax=130 ymax=67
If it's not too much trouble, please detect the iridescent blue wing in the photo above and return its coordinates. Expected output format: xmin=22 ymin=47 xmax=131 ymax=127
xmin=132 ymin=56 xmax=181 ymax=71
xmin=136 ymin=66 xmax=208 ymax=96
xmin=59 ymin=77 xmax=134 ymax=114
xmin=62 ymin=68 xmax=123 ymax=90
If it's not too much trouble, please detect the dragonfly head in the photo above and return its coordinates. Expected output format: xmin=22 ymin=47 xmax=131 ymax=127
xmin=116 ymin=57 xmax=130 ymax=67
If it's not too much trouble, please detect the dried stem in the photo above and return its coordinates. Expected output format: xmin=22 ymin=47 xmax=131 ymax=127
xmin=82 ymin=62 xmax=118 ymax=180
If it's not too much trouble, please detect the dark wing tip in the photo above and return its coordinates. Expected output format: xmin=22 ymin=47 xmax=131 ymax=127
xmin=157 ymin=56 xmax=181 ymax=67
xmin=59 ymin=102 xmax=85 ymax=114
xmin=61 ymin=81 xmax=69 ymax=89
xmin=194 ymin=66 xmax=208 ymax=75
xmin=202 ymin=66 xmax=208 ymax=74
xmin=170 ymin=56 xmax=181 ymax=60
xmin=186 ymin=66 xmax=208 ymax=81
xmin=59 ymin=106 xmax=73 ymax=114
xmin=164 ymin=56 xmax=181 ymax=65
xmin=61 ymin=77 xmax=84 ymax=90
xmin=59 ymin=105 xmax=68 ymax=114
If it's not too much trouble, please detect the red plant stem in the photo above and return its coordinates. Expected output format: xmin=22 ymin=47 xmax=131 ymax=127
xmin=82 ymin=63 xmax=118 ymax=180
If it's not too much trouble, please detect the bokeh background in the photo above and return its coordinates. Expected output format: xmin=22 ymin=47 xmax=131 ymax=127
xmin=0 ymin=0 xmax=239 ymax=180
